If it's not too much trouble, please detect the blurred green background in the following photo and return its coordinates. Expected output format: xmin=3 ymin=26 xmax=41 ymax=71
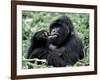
xmin=22 ymin=11 xmax=89 ymax=69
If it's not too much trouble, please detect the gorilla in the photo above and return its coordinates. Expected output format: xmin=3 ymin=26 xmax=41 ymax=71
xmin=27 ymin=16 xmax=84 ymax=67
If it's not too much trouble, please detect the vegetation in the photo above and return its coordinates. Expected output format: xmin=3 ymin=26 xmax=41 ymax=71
xmin=22 ymin=11 xmax=89 ymax=69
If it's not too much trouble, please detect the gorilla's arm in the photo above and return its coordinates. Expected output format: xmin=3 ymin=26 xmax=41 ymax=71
xmin=47 ymin=53 xmax=66 ymax=67
xmin=28 ymin=48 xmax=49 ymax=59
xmin=27 ymin=30 xmax=49 ymax=59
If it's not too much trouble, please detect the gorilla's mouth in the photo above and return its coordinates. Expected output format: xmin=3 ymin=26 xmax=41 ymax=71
xmin=48 ymin=34 xmax=58 ymax=39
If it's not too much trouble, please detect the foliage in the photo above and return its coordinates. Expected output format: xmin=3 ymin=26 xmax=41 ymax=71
xmin=22 ymin=11 xmax=89 ymax=69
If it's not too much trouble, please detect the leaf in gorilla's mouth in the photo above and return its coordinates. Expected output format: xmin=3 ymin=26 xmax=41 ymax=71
xmin=48 ymin=34 xmax=58 ymax=39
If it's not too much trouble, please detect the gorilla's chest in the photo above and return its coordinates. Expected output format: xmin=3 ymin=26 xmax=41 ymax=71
xmin=49 ymin=44 xmax=57 ymax=50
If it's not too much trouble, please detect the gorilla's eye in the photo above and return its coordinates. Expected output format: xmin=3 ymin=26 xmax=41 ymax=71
xmin=51 ymin=27 xmax=60 ymax=35
xmin=53 ymin=28 xmax=60 ymax=32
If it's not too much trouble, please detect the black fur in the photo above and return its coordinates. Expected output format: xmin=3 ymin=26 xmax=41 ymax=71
xmin=27 ymin=16 xmax=84 ymax=67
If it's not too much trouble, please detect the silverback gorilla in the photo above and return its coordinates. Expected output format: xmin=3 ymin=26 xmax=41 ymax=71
xmin=27 ymin=16 xmax=84 ymax=67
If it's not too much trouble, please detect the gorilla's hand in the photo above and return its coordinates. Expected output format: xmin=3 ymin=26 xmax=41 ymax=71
xmin=34 ymin=30 xmax=49 ymax=42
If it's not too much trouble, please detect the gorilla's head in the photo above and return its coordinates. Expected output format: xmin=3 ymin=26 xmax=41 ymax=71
xmin=49 ymin=16 xmax=75 ymax=47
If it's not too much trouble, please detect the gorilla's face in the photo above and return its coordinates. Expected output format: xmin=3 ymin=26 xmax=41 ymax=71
xmin=49 ymin=23 xmax=69 ymax=46
xmin=49 ymin=16 xmax=74 ymax=47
